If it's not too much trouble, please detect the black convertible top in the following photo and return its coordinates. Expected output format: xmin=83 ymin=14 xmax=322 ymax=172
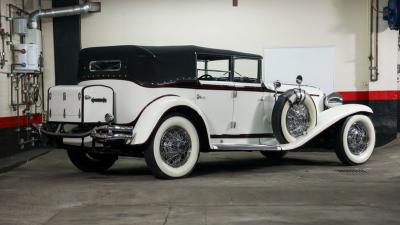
xmin=79 ymin=45 xmax=262 ymax=85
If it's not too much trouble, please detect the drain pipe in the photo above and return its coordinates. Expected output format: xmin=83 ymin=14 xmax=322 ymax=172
xmin=369 ymin=0 xmax=380 ymax=82
xmin=28 ymin=1 xmax=101 ymax=29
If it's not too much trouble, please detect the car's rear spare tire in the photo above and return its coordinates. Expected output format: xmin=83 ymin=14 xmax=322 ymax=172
xmin=334 ymin=114 xmax=375 ymax=165
xmin=272 ymin=89 xmax=317 ymax=143
xmin=67 ymin=150 xmax=117 ymax=172
xmin=144 ymin=114 xmax=200 ymax=179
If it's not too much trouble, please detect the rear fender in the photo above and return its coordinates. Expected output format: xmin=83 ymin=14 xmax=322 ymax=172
xmin=131 ymin=96 xmax=211 ymax=146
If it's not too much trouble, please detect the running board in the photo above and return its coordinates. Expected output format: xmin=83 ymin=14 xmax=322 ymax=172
xmin=211 ymin=143 xmax=282 ymax=151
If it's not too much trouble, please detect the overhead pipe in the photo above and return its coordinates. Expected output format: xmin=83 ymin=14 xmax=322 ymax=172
xmin=28 ymin=1 xmax=101 ymax=29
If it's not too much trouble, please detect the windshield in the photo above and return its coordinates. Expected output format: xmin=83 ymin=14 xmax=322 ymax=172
xmin=234 ymin=58 xmax=260 ymax=83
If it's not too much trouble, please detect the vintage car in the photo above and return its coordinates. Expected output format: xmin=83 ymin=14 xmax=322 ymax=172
xmin=42 ymin=45 xmax=375 ymax=179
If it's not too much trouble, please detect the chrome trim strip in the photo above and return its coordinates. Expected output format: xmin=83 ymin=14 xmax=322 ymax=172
xmin=211 ymin=143 xmax=282 ymax=151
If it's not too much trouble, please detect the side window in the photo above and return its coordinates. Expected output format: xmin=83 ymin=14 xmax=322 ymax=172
xmin=234 ymin=59 xmax=260 ymax=83
xmin=197 ymin=58 xmax=230 ymax=81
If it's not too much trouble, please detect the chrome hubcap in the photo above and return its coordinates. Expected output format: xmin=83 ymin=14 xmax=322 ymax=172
xmin=347 ymin=122 xmax=369 ymax=155
xmin=159 ymin=126 xmax=192 ymax=168
xmin=286 ymin=103 xmax=310 ymax=137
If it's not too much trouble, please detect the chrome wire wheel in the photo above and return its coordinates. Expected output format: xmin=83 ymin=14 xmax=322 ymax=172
xmin=347 ymin=122 xmax=369 ymax=155
xmin=285 ymin=103 xmax=311 ymax=138
xmin=334 ymin=114 xmax=375 ymax=166
xmin=273 ymin=90 xmax=317 ymax=143
xmin=159 ymin=126 xmax=192 ymax=168
xmin=145 ymin=115 xmax=200 ymax=179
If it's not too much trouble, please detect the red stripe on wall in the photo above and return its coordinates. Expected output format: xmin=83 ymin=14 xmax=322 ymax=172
xmin=0 ymin=114 xmax=42 ymax=129
xmin=339 ymin=91 xmax=400 ymax=101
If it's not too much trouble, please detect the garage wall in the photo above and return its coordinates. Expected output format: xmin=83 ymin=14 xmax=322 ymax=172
xmin=80 ymin=0 xmax=374 ymax=92
xmin=0 ymin=0 xmax=54 ymax=158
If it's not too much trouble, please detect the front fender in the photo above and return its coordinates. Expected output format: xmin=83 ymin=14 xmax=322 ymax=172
xmin=281 ymin=104 xmax=373 ymax=150
xmin=130 ymin=96 xmax=210 ymax=146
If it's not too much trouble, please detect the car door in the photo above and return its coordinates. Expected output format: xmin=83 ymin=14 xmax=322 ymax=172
xmin=231 ymin=58 xmax=271 ymax=143
xmin=195 ymin=57 xmax=235 ymax=138
xmin=196 ymin=80 xmax=234 ymax=136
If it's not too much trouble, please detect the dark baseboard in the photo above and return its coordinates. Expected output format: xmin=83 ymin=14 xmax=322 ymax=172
xmin=346 ymin=100 xmax=397 ymax=147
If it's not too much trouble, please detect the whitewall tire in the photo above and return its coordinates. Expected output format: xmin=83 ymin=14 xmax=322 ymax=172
xmin=334 ymin=114 xmax=375 ymax=165
xmin=144 ymin=115 xmax=200 ymax=179
xmin=272 ymin=89 xmax=317 ymax=143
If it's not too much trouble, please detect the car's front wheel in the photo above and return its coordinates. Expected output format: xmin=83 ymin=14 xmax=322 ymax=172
xmin=144 ymin=114 xmax=200 ymax=179
xmin=334 ymin=114 xmax=375 ymax=165
xmin=67 ymin=150 xmax=117 ymax=172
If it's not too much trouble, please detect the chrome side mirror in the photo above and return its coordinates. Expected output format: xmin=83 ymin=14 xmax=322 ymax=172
xmin=273 ymin=80 xmax=281 ymax=101
xmin=296 ymin=75 xmax=303 ymax=85
xmin=273 ymin=80 xmax=281 ymax=89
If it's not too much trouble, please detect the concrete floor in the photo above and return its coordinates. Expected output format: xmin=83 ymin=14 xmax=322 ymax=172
xmin=1 ymin=141 xmax=400 ymax=225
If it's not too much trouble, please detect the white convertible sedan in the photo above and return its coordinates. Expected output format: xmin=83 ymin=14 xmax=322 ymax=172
xmin=42 ymin=45 xmax=375 ymax=179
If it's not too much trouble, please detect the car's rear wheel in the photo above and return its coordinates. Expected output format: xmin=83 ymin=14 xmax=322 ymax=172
xmin=144 ymin=114 xmax=200 ymax=179
xmin=67 ymin=150 xmax=117 ymax=172
xmin=272 ymin=89 xmax=317 ymax=143
xmin=260 ymin=151 xmax=287 ymax=159
xmin=334 ymin=114 xmax=375 ymax=165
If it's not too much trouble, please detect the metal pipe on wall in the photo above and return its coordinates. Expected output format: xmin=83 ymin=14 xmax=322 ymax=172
xmin=2 ymin=1 xmax=101 ymax=149
xmin=370 ymin=0 xmax=380 ymax=82
xmin=28 ymin=1 xmax=100 ymax=29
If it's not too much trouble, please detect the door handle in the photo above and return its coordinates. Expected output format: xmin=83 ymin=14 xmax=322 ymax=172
xmin=196 ymin=94 xmax=205 ymax=100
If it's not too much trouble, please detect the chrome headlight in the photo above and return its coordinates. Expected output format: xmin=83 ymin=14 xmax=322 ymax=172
xmin=324 ymin=92 xmax=343 ymax=108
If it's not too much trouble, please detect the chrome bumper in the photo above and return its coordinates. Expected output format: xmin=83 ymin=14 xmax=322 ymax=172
xmin=91 ymin=125 xmax=134 ymax=143
xmin=41 ymin=124 xmax=134 ymax=143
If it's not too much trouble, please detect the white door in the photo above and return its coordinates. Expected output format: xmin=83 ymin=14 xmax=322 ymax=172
xmin=230 ymin=58 xmax=270 ymax=144
xmin=233 ymin=83 xmax=267 ymax=136
xmin=195 ymin=57 xmax=234 ymax=137
xmin=195 ymin=80 xmax=234 ymax=136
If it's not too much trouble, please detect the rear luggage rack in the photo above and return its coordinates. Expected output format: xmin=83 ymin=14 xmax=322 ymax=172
xmin=41 ymin=124 xmax=93 ymax=138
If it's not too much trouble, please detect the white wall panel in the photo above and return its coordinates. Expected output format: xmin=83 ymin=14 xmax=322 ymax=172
xmin=264 ymin=47 xmax=335 ymax=94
